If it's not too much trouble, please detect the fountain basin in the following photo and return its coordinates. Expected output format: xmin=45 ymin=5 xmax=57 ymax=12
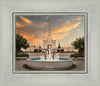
xmin=26 ymin=58 xmax=73 ymax=70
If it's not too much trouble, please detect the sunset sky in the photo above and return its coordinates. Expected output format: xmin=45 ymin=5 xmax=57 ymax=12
xmin=16 ymin=15 xmax=84 ymax=48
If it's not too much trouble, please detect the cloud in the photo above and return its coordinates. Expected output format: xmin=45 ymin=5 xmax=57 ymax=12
xmin=75 ymin=17 xmax=82 ymax=20
xmin=16 ymin=22 xmax=24 ymax=28
xmin=39 ymin=30 xmax=70 ymax=41
xmin=64 ymin=20 xmax=71 ymax=25
xmin=52 ymin=32 xmax=70 ymax=40
xmin=16 ymin=16 xmax=49 ymax=31
xmin=20 ymin=16 xmax=32 ymax=24
xmin=16 ymin=16 xmax=49 ymax=46
xmin=35 ymin=22 xmax=48 ymax=28
xmin=39 ymin=33 xmax=48 ymax=39
xmin=16 ymin=26 xmax=48 ymax=46
xmin=16 ymin=29 xmax=43 ymax=46
xmin=45 ymin=16 xmax=50 ymax=19
xmin=53 ymin=21 xmax=81 ymax=33
xmin=16 ymin=16 xmax=83 ymax=47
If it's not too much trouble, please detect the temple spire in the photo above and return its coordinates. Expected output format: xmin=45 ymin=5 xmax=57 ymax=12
xmin=48 ymin=19 xmax=50 ymax=34
xmin=47 ymin=19 xmax=52 ymax=45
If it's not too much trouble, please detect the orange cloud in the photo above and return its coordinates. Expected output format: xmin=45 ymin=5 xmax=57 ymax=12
xmin=75 ymin=17 xmax=82 ymax=20
xmin=39 ymin=31 xmax=69 ymax=41
xmin=33 ymin=38 xmax=43 ymax=46
xmin=16 ymin=20 xmax=81 ymax=47
xmin=52 ymin=32 xmax=69 ymax=40
xmin=62 ymin=20 xmax=71 ymax=25
xmin=16 ymin=22 xmax=24 ymax=28
xmin=35 ymin=20 xmax=81 ymax=42
xmin=39 ymin=33 xmax=48 ymax=39
xmin=36 ymin=22 xmax=48 ymax=28
xmin=20 ymin=16 xmax=32 ymax=24
xmin=16 ymin=17 xmax=83 ymax=47
xmin=53 ymin=21 xmax=81 ymax=33
xmin=16 ymin=29 xmax=45 ymax=46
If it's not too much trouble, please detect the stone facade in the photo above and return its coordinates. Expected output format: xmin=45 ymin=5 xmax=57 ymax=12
xmin=43 ymin=40 xmax=56 ymax=49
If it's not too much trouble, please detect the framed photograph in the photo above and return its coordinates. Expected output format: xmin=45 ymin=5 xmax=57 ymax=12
xmin=13 ymin=12 xmax=88 ymax=74
xmin=0 ymin=0 xmax=100 ymax=86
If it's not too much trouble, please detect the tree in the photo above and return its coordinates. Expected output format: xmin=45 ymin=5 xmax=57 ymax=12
xmin=39 ymin=45 xmax=42 ymax=52
xmin=58 ymin=43 xmax=61 ymax=49
xmin=71 ymin=37 xmax=84 ymax=54
xmin=39 ymin=45 xmax=41 ymax=49
xmin=16 ymin=34 xmax=29 ymax=53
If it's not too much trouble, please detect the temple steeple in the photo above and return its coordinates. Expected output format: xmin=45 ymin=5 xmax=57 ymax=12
xmin=48 ymin=19 xmax=50 ymax=34
xmin=47 ymin=19 xmax=52 ymax=46
xmin=43 ymin=19 xmax=56 ymax=49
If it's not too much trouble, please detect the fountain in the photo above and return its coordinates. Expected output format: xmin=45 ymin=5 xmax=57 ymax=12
xmin=26 ymin=19 xmax=73 ymax=70
xmin=40 ymin=45 xmax=59 ymax=61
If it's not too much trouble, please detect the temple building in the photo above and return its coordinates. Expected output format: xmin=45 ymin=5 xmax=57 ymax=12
xmin=43 ymin=40 xmax=56 ymax=49
xmin=43 ymin=19 xmax=56 ymax=49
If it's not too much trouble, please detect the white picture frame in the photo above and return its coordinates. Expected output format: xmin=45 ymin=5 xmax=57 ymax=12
xmin=13 ymin=12 xmax=88 ymax=74
xmin=0 ymin=0 xmax=100 ymax=86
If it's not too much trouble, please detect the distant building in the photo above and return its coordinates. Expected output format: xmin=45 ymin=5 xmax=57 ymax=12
xmin=20 ymin=46 xmax=36 ymax=52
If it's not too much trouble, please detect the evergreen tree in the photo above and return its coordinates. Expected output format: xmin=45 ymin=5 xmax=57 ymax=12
xmin=58 ymin=43 xmax=61 ymax=49
xmin=39 ymin=45 xmax=41 ymax=49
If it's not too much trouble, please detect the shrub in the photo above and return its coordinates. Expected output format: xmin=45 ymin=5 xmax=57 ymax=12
xmin=34 ymin=49 xmax=38 ymax=52
xmin=57 ymin=49 xmax=60 ymax=52
xmin=70 ymin=52 xmax=84 ymax=57
xmin=39 ymin=49 xmax=42 ymax=52
xmin=61 ymin=49 xmax=64 ymax=52
xmin=16 ymin=52 xmax=28 ymax=57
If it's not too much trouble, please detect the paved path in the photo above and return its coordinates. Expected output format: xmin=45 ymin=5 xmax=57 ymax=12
xmin=15 ymin=59 xmax=85 ymax=71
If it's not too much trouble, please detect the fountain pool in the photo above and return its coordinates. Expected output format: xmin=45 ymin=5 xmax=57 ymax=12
xmin=25 ymin=45 xmax=73 ymax=70
xmin=26 ymin=57 xmax=73 ymax=70
xmin=31 ymin=58 xmax=68 ymax=61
